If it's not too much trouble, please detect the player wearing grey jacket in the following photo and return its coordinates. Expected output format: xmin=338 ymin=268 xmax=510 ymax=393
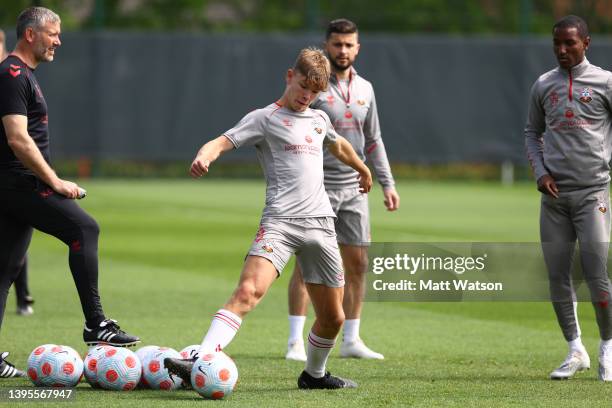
xmin=524 ymin=15 xmax=612 ymax=381
xmin=286 ymin=19 xmax=400 ymax=362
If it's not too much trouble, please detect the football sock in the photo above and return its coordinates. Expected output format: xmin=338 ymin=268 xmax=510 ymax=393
xmin=343 ymin=319 xmax=360 ymax=343
xmin=199 ymin=309 xmax=242 ymax=354
xmin=569 ymin=337 xmax=585 ymax=352
xmin=601 ymin=339 xmax=612 ymax=349
xmin=305 ymin=330 xmax=335 ymax=378
xmin=288 ymin=315 xmax=306 ymax=344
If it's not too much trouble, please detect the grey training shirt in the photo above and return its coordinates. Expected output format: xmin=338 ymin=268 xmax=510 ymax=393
xmin=224 ymin=103 xmax=338 ymax=219
xmin=311 ymin=68 xmax=395 ymax=190
xmin=525 ymin=58 xmax=612 ymax=188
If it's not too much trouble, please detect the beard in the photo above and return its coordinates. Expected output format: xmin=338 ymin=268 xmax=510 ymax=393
xmin=329 ymin=56 xmax=352 ymax=72
xmin=34 ymin=43 xmax=53 ymax=63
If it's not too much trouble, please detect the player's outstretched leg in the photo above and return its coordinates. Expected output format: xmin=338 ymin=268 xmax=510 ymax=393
xmin=164 ymin=308 xmax=244 ymax=386
xmin=0 ymin=352 xmax=25 ymax=378
xmin=166 ymin=256 xmax=277 ymax=385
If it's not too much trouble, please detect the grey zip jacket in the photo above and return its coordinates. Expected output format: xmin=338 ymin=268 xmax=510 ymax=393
xmin=525 ymin=58 xmax=612 ymax=188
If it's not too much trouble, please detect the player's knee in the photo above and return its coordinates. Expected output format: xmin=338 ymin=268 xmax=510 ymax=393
xmin=319 ymin=311 xmax=344 ymax=331
xmin=79 ymin=217 xmax=100 ymax=241
xmin=232 ymin=283 xmax=263 ymax=311
xmin=345 ymin=255 xmax=368 ymax=277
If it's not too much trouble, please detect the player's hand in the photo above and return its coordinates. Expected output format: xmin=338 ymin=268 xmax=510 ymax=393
xmin=358 ymin=168 xmax=372 ymax=193
xmin=52 ymin=179 xmax=82 ymax=199
xmin=190 ymin=156 xmax=211 ymax=178
xmin=383 ymin=187 xmax=400 ymax=211
xmin=537 ymin=174 xmax=559 ymax=198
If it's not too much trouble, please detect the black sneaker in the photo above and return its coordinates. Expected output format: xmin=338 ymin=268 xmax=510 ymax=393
xmin=297 ymin=370 xmax=357 ymax=389
xmin=0 ymin=352 xmax=25 ymax=378
xmin=164 ymin=357 xmax=196 ymax=388
xmin=83 ymin=319 xmax=140 ymax=347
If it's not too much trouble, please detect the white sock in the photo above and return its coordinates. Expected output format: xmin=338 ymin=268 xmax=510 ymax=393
xmin=601 ymin=339 xmax=612 ymax=350
xmin=305 ymin=331 xmax=335 ymax=378
xmin=199 ymin=309 xmax=242 ymax=354
xmin=288 ymin=315 xmax=306 ymax=344
xmin=343 ymin=319 xmax=360 ymax=343
xmin=569 ymin=337 xmax=585 ymax=352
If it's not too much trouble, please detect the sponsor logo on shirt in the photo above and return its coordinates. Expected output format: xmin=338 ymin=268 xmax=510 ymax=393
xmin=284 ymin=144 xmax=321 ymax=155
xmin=579 ymin=88 xmax=592 ymax=103
xmin=550 ymin=117 xmax=593 ymax=131
xmin=282 ymin=118 xmax=294 ymax=127
xmin=357 ymin=99 xmax=366 ymax=106
xmin=326 ymin=95 xmax=335 ymax=106
xmin=333 ymin=118 xmax=359 ymax=131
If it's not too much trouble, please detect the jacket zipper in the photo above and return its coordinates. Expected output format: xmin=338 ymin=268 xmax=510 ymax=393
xmin=568 ymin=69 xmax=573 ymax=101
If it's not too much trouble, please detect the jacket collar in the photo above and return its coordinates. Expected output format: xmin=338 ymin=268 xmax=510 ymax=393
xmin=563 ymin=57 xmax=590 ymax=77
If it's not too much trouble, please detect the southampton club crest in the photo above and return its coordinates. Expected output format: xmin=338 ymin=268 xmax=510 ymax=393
xmin=261 ymin=240 xmax=274 ymax=253
xmin=311 ymin=119 xmax=323 ymax=135
xmin=580 ymin=88 xmax=593 ymax=103
xmin=598 ymin=201 xmax=608 ymax=214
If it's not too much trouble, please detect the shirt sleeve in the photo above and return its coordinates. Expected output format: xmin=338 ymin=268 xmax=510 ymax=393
xmin=605 ymin=75 xmax=612 ymax=117
xmin=364 ymin=86 xmax=395 ymax=189
xmin=320 ymin=110 xmax=339 ymax=146
xmin=0 ymin=69 xmax=29 ymax=118
xmin=223 ymin=109 xmax=266 ymax=148
xmin=524 ymin=80 xmax=548 ymax=182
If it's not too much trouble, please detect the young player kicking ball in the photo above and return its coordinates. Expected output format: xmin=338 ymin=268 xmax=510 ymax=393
xmin=165 ymin=47 xmax=371 ymax=389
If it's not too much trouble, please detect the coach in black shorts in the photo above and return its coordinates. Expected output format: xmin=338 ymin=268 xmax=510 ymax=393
xmin=0 ymin=7 xmax=139 ymax=376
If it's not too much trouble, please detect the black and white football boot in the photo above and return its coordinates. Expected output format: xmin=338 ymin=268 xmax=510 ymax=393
xmin=0 ymin=352 xmax=25 ymax=378
xmin=164 ymin=357 xmax=196 ymax=387
xmin=83 ymin=319 xmax=140 ymax=347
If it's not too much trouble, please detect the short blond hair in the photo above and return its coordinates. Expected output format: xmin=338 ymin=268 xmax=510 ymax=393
xmin=293 ymin=47 xmax=330 ymax=92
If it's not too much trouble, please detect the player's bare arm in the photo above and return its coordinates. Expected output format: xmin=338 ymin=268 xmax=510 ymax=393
xmin=2 ymin=114 xmax=81 ymax=199
xmin=190 ymin=135 xmax=235 ymax=178
xmin=537 ymin=174 xmax=559 ymax=199
xmin=327 ymin=135 xmax=372 ymax=193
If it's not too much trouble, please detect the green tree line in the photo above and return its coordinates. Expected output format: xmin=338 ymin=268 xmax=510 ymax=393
xmin=1 ymin=0 xmax=612 ymax=34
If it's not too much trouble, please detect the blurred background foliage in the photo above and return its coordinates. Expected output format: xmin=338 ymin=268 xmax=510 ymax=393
xmin=2 ymin=0 xmax=612 ymax=34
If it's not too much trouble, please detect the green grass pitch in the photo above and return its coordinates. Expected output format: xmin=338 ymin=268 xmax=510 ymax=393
xmin=0 ymin=179 xmax=607 ymax=407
